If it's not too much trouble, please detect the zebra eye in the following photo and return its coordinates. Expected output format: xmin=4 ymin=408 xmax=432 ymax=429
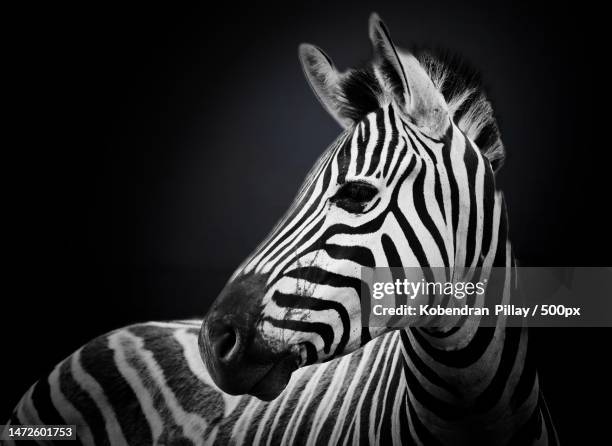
xmin=331 ymin=181 xmax=378 ymax=213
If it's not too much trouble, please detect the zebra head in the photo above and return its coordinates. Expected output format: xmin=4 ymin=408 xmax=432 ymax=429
xmin=200 ymin=14 xmax=504 ymax=400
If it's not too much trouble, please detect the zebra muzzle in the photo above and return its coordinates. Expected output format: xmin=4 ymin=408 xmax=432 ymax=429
xmin=199 ymin=273 xmax=300 ymax=401
xmin=199 ymin=314 xmax=299 ymax=401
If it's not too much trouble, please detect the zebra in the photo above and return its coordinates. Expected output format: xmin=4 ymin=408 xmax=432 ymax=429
xmin=5 ymin=13 xmax=558 ymax=445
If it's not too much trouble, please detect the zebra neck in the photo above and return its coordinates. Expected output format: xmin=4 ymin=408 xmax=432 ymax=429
xmin=394 ymin=189 xmax=520 ymax=392
xmin=386 ymin=200 xmax=542 ymax=440
xmin=399 ymin=238 xmax=516 ymax=387
xmin=420 ymin=189 xmax=513 ymax=348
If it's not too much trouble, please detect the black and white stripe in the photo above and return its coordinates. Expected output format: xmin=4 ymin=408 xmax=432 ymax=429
xmin=5 ymin=13 xmax=558 ymax=445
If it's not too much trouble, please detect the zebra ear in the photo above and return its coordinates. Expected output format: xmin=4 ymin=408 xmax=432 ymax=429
xmin=368 ymin=13 xmax=411 ymax=109
xmin=368 ymin=13 xmax=449 ymax=137
xmin=299 ymin=44 xmax=354 ymax=129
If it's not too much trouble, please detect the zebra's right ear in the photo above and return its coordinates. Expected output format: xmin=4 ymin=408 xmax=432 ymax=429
xmin=299 ymin=44 xmax=353 ymax=129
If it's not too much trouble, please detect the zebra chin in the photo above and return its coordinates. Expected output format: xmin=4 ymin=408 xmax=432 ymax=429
xmin=198 ymin=273 xmax=301 ymax=401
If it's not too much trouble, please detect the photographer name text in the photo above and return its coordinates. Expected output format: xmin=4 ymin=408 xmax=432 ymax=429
xmin=371 ymin=304 xmax=582 ymax=318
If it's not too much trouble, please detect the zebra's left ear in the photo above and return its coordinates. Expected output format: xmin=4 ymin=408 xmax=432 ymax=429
xmin=368 ymin=13 xmax=449 ymax=137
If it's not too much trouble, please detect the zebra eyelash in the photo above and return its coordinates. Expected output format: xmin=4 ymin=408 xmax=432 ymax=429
xmin=330 ymin=180 xmax=379 ymax=213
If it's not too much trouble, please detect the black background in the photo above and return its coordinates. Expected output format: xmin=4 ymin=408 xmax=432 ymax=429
xmin=5 ymin=1 xmax=611 ymax=443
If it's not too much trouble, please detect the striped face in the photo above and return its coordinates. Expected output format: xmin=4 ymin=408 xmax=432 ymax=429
xmin=199 ymin=15 xmax=496 ymax=400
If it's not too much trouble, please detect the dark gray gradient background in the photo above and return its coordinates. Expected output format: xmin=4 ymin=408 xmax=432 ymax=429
xmin=5 ymin=1 xmax=611 ymax=442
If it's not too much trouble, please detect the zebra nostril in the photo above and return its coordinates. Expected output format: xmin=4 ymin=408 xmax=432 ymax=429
xmin=208 ymin=319 xmax=241 ymax=364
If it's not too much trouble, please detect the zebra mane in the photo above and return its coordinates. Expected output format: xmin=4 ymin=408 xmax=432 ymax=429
xmin=415 ymin=48 xmax=505 ymax=170
xmin=336 ymin=47 xmax=505 ymax=171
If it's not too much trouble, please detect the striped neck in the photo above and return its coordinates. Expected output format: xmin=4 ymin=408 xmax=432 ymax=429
xmin=386 ymin=195 xmax=544 ymax=442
